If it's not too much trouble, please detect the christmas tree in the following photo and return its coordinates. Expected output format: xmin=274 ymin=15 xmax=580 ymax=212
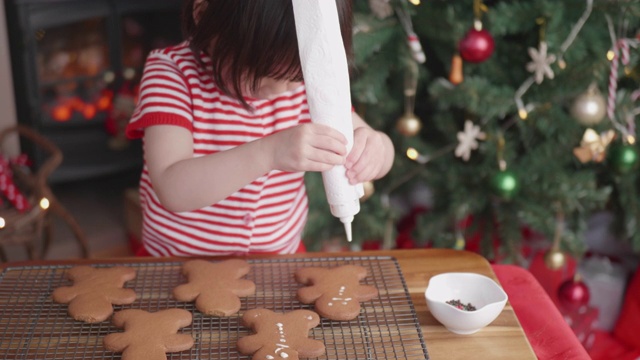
xmin=303 ymin=0 xmax=640 ymax=263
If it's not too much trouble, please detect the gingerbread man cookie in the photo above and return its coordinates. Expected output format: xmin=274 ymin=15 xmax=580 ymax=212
xmin=173 ymin=259 xmax=256 ymax=316
xmin=237 ymin=308 xmax=325 ymax=360
xmin=295 ymin=265 xmax=379 ymax=321
xmin=104 ymin=309 xmax=194 ymax=360
xmin=52 ymin=266 xmax=137 ymax=323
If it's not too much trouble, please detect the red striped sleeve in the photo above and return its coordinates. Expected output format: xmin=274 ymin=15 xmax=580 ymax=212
xmin=126 ymin=50 xmax=193 ymax=139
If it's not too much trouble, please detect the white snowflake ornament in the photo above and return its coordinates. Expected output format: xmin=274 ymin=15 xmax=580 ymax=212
xmin=368 ymin=0 xmax=393 ymax=19
xmin=526 ymin=41 xmax=556 ymax=84
xmin=455 ymin=120 xmax=486 ymax=161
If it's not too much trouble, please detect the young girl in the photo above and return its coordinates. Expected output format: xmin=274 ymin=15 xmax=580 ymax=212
xmin=126 ymin=0 xmax=395 ymax=257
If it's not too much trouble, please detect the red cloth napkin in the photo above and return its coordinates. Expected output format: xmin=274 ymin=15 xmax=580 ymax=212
xmin=492 ymin=264 xmax=591 ymax=360
xmin=612 ymin=265 xmax=640 ymax=351
xmin=589 ymin=330 xmax=640 ymax=360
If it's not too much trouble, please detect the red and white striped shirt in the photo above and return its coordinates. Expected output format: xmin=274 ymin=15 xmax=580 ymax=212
xmin=126 ymin=42 xmax=310 ymax=257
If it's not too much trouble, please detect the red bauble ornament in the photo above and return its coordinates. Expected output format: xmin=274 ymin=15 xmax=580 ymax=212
xmin=396 ymin=232 xmax=417 ymax=249
xmin=459 ymin=28 xmax=495 ymax=63
xmin=558 ymin=277 xmax=590 ymax=312
xmin=361 ymin=240 xmax=382 ymax=251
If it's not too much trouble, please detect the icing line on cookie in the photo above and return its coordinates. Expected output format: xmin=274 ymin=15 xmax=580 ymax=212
xmin=274 ymin=323 xmax=291 ymax=357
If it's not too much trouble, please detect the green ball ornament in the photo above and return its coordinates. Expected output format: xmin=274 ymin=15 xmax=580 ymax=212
xmin=491 ymin=170 xmax=519 ymax=199
xmin=608 ymin=143 xmax=639 ymax=174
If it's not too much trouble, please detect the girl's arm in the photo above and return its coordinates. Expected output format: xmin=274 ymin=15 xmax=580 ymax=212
xmin=144 ymin=123 xmax=347 ymax=212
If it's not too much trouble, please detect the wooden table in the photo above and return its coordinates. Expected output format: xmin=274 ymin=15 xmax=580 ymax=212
xmin=388 ymin=249 xmax=537 ymax=360
xmin=1 ymin=248 xmax=536 ymax=360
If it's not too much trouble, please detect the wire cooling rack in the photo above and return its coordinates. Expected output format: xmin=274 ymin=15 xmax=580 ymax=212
xmin=0 ymin=256 xmax=429 ymax=359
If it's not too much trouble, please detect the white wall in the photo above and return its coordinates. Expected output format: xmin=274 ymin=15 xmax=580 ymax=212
xmin=0 ymin=3 xmax=21 ymax=154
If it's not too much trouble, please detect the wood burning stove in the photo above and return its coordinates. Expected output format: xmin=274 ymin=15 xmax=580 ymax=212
xmin=4 ymin=0 xmax=182 ymax=182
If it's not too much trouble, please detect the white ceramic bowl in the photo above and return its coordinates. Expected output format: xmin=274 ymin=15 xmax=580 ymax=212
xmin=425 ymin=272 xmax=508 ymax=335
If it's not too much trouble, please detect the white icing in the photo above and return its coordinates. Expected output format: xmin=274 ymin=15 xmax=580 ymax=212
xmin=274 ymin=323 xmax=290 ymax=356
xmin=329 ymin=286 xmax=352 ymax=307
xmin=331 ymin=296 xmax=353 ymax=306
xmin=267 ymin=356 xmax=275 ymax=360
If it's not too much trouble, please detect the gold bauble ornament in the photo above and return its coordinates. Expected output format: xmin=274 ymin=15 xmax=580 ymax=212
xmin=396 ymin=113 xmax=422 ymax=137
xmin=360 ymin=181 xmax=375 ymax=202
xmin=570 ymin=84 xmax=607 ymax=126
xmin=544 ymin=248 xmax=567 ymax=270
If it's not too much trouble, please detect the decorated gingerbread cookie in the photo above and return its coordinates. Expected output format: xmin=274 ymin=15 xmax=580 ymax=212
xmin=104 ymin=308 xmax=194 ymax=360
xmin=295 ymin=265 xmax=379 ymax=321
xmin=237 ymin=308 xmax=325 ymax=360
xmin=51 ymin=266 xmax=137 ymax=323
xmin=173 ymin=259 xmax=256 ymax=316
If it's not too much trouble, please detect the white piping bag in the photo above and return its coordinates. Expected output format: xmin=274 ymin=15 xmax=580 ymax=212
xmin=292 ymin=0 xmax=364 ymax=242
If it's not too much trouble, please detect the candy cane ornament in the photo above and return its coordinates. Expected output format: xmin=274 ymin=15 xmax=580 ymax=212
xmin=0 ymin=155 xmax=31 ymax=212
xmin=607 ymin=39 xmax=631 ymax=122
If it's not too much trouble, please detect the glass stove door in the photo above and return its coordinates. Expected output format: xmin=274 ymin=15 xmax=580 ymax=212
xmin=36 ymin=17 xmax=113 ymax=125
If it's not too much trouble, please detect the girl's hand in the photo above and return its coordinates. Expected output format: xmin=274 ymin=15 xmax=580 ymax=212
xmin=345 ymin=126 xmax=387 ymax=184
xmin=267 ymin=123 xmax=348 ymax=173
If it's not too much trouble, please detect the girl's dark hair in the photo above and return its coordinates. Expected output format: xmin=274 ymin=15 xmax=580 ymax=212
xmin=182 ymin=0 xmax=353 ymax=107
